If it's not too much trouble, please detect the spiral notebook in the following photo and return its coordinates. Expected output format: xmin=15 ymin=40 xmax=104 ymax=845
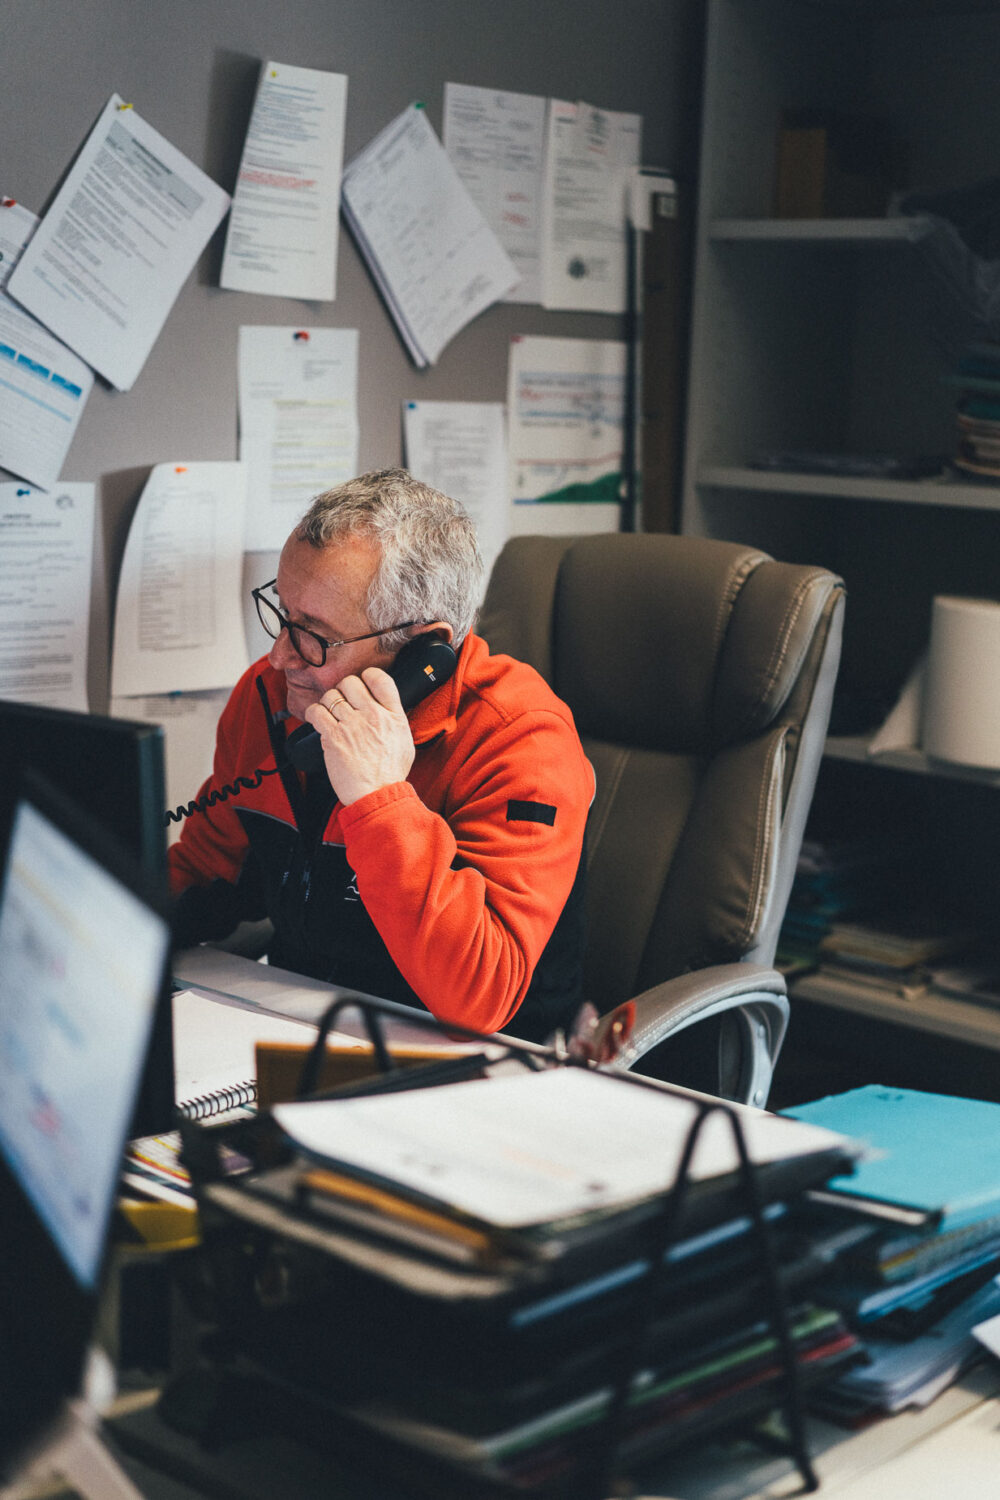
xmin=173 ymin=987 xmax=319 ymax=1120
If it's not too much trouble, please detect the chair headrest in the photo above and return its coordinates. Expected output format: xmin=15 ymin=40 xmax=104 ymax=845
xmin=551 ymin=534 xmax=840 ymax=752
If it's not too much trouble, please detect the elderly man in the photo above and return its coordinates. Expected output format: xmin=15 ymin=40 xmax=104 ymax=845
xmin=169 ymin=469 xmax=593 ymax=1042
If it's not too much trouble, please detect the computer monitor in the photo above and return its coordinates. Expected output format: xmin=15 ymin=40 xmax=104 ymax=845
xmin=0 ymin=700 xmax=174 ymax=1136
xmin=0 ymin=699 xmax=168 ymax=891
xmin=0 ymin=770 xmax=171 ymax=1473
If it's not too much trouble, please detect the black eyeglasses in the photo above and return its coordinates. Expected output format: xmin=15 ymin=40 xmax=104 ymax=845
xmin=252 ymin=580 xmax=424 ymax=668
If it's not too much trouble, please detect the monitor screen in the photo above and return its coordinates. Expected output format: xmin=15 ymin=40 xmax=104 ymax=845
xmin=0 ymin=797 xmax=169 ymax=1287
xmin=0 ymin=700 xmax=174 ymax=1137
xmin=0 ymin=772 xmax=170 ymax=1466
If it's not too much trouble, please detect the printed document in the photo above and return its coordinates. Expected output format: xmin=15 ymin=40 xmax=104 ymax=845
xmin=238 ymin=324 xmax=359 ymax=551
xmin=0 ymin=199 xmax=93 ymax=489
xmin=341 ymin=103 xmax=519 ymax=366
xmin=507 ymin=334 xmax=625 ymax=535
xmin=8 ymin=95 xmax=230 ymax=391
xmin=110 ymin=462 xmax=249 ymax=697
xmin=220 ymin=60 xmax=347 ymax=301
xmin=443 ymin=83 xmax=546 ymax=305
xmin=541 ymin=100 xmax=641 ymax=313
xmin=0 ymin=482 xmax=94 ymax=711
xmin=403 ymin=399 xmax=509 ymax=581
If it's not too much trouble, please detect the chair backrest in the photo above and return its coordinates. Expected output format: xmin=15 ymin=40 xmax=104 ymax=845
xmin=477 ymin=533 xmax=845 ymax=1015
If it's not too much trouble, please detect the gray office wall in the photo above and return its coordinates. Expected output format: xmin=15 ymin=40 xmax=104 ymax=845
xmin=3 ymin=0 xmax=702 ymax=708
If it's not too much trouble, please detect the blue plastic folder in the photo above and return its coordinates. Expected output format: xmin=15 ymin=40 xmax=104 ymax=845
xmin=783 ymin=1085 xmax=1000 ymax=1234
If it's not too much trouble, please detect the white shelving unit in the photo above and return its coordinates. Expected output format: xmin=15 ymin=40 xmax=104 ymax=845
xmin=681 ymin=0 xmax=1000 ymax=1070
xmin=683 ymin=0 xmax=1000 ymax=765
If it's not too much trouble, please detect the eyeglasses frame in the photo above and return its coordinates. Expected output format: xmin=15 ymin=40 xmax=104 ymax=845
xmin=251 ymin=579 xmax=425 ymax=668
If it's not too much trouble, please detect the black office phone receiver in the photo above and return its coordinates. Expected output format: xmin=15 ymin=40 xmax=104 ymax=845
xmin=284 ymin=635 xmax=458 ymax=776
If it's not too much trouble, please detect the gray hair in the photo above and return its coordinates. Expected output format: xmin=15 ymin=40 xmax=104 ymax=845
xmin=295 ymin=469 xmax=485 ymax=649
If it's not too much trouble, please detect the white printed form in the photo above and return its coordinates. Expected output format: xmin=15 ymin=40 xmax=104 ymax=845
xmin=507 ymin=334 xmax=625 ymax=535
xmin=0 ymin=482 xmax=94 ymax=711
xmin=341 ymin=104 xmax=519 ymax=366
xmin=111 ymin=462 xmax=249 ymax=697
xmin=238 ymin=325 xmax=359 ymax=552
xmin=403 ymin=400 xmax=509 ymax=582
xmin=8 ymin=96 xmax=230 ymax=391
xmin=443 ymin=84 xmax=546 ymax=305
xmin=0 ymin=199 xmax=93 ymax=489
xmin=220 ymin=60 xmax=347 ymax=301
xmin=541 ymin=100 xmax=641 ymax=313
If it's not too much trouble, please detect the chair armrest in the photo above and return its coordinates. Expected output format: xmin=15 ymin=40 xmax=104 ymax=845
xmin=613 ymin=964 xmax=790 ymax=1108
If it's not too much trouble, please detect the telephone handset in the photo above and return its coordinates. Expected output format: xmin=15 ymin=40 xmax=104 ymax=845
xmin=284 ymin=635 xmax=458 ymax=776
xmin=164 ymin=636 xmax=458 ymax=826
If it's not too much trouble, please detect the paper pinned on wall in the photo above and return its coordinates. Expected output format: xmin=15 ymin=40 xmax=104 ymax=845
xmin=220 ymin=60 xmax=347 ymax=301
xmin=506 ymin=334 xmax=625 ymax=536
xmin=111 ymin=462 xmax=250 ymax=697
xmin=443 ymin=83 xmax=547 ymax=306
xmin=8 ymin=95 xmax=230 ymax=391
xmin=110 ymin=688 xmax=230 ymax=845
xmin=238 ymin=325 xmax=359 ymax=552
xmin=0 ymin=482 xmax=94 ymax=712
xmin=341 ymin=103 xmax=520 ymax=367
xmin=403 ymin=400 xmax=509 ymax=584
xmin=0 ymin=199 xmax=94 ymax=490
xmin=540 ymin=100 xmax=641 ymax=314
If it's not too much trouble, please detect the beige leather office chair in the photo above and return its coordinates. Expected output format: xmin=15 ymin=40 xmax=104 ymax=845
xmin=477 ymin=532 xmax=845 ymax=1107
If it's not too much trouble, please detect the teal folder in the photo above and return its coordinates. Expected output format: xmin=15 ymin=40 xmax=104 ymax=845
xmin=783 ymin=1085 xmax=1000 ymax=1234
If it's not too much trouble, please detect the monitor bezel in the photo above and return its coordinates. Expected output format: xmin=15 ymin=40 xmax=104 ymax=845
xmin=0 ymin=699 xmax=174 ymax=1137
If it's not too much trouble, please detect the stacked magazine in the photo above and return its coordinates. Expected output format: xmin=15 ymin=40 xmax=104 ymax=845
xmin=785 ymin=1085 xmax=1000 ymax=1424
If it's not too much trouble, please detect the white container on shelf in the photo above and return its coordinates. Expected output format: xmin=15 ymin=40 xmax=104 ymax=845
xmin=922 ymin=595 xmax=1000 ymax=770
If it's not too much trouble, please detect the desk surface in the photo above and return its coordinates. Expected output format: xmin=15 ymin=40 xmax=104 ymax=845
xmin=93 ymin=1362 xmax=1000 ymax=1500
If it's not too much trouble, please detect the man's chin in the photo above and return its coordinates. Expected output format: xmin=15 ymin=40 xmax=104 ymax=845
xmin=284 ymin=684 xmax=317 ymax=723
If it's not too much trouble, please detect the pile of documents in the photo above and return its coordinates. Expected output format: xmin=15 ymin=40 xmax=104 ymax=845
xmin=776 ymin=834 xmax=925 ymax=976
xmin=186 ymin=1063 xmax=865 ymax=1494
xmin=784 ymin=1085 xmax=1000 ymax=1424
xmin=340 ymin=103 xmax=519 ymax=368
xmin=947 ymin=341 xmax=1000 ymax=479
xmin=789 ymin=910 xmax=972 ymax=1013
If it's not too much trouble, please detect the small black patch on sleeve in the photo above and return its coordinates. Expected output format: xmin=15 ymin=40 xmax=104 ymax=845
xmin=507 ymin=799 xmax=556 ymax=826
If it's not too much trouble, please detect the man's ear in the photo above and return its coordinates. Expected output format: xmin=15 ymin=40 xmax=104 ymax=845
xmin=413 ymin=621 xmax=454 ymax=645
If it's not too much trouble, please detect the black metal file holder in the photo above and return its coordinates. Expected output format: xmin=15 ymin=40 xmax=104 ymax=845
xmin=185 ymin=991 xmax=820 ymax=1499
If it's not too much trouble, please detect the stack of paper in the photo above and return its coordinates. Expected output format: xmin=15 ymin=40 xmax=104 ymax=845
xmin=783 ymin=1085 xmax=1000 ymax=1420
xmin=273 ymin=1067 xmax=856 ymax=1238
xmin=186 ymin=1067 xmax=864 ymax=1489
xmin=340 ymin=103 xmax=519 ymax=367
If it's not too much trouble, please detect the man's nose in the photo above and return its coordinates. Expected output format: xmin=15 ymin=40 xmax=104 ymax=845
xmin=268 ymin=626 xmax=298 ymax=670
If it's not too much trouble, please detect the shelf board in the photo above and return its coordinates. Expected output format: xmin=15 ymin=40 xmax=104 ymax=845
xmin=709 ymin=216 xmax=935 ymax=244
xmin=697 ymin=464 xmax=1000 ymax=510
xmin=791 ymin=972 xmax=1000 ymax=1053
xmin=825 ymin=735 xmax=1000 ymax=788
